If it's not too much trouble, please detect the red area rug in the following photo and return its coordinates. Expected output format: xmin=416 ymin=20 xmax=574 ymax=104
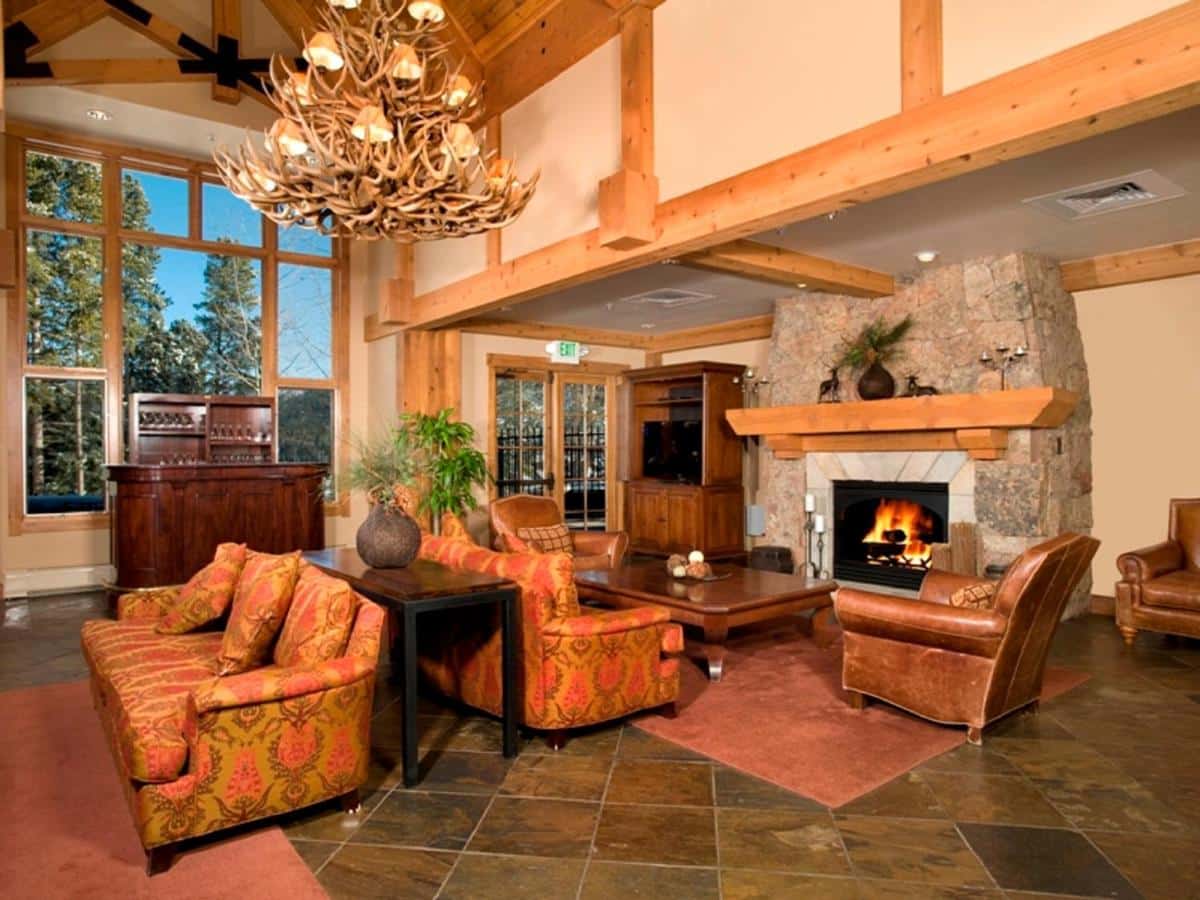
xmin=0 ymin=680 xmax=327 ymax=900
xmin=636 ymin=631 xmax=1089 ymax=808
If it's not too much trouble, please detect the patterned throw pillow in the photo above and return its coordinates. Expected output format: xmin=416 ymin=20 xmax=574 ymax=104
xmin=501 ymin=532 xmax=539 ymax=554
xmin=156 ymin=543 xmax=247 ymax=634
xmin=217 ymin=550 xmax=302 ymax=675
xmin=273 ymin=565 xmax=358 ymax=668
xmin=515 ymin=523 xmax=574 ymax=555
xmin=948 ymin=581 xmax=997 ymax=610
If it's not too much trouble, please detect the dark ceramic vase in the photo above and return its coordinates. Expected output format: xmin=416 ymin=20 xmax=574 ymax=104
xmin=356 ymin=503 xmax=421 ymax=568
xmin=857 ymin=360 xmax=897 ymax=400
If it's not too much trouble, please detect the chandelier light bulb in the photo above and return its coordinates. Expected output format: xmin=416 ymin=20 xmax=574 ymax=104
xmin=304 ymin=32 xmax=344 ymax=71
xmin=389 ymin=43 xmax=422 ymax=80
xmin=351 ymin=105 xmax=394 ymax=143
xmin=407 ymin=0 xmax=445 ymax=23
xmin=486 ymin=158 xmax=515 ymax=190
xmin=444 ymin=74 xmax=473 ymax=107
xmin=268 ymin=119 xmax=310 ymax=157
xmin=287 ymin=70 xmax=314 ymax=105
xmin=329 ymin=0 xmax=359 ymax=7
xmin=444 ymin=123 xmax=479 ymax=161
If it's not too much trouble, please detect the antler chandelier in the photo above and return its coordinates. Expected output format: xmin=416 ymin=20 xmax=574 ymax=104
xmin=214 ymin=0 xmax=537 ymax=241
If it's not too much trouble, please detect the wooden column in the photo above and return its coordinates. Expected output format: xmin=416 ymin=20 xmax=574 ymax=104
xmin=402 ymin=330 xmax=462 ymax=416
xmin=381 ymin=243 xmax=414 ymax=326
xmin=900 ymin=0 xmax=943 ymax=109
xmin=598 ymin=2 xmax=658 ymax=249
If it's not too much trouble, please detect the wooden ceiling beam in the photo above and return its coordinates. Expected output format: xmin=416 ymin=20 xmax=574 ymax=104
xmin=5 ymin=0 xmax=108 ymax=54
xmin=4 ymin=58 xmax=214 ymax=85
xmin=900 ymin=0 xmax=942 ymax=109
xmin=472 ymin=0 xmax=561 ymax=63
xmin=1060 ymin=237 xmax=1200 ymax=292
xmin=211 ymin=0 xmax=242 ymax=104
xmin=396 ymin=3 xmax=1200 ymax=330
xmin=645 ymin=314 xmax=775 ymax=354
xmin=257 ymin=0 xmax=322 ymax=48
xmin=457 ymin=317 xmax=652 ymax=349
xmin=677 ymin=240 xmax=894 ymax=298
xmin=440 ymin=3 xmax=484 ymax=85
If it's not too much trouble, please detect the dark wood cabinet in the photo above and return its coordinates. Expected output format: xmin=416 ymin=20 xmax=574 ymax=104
xmin=128 ymin=393 xmax=277 ymax=465
xmin=623 ymin=362 xmax=745 ymax=558
xmin=108 ymin=463 xmax=327 ymax=589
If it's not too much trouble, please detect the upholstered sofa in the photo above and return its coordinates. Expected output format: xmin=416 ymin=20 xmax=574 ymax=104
xmin=419 ymin=517 xmax=681 ymax=747
xmin=490 ymin=494 xmax=630 ymax=571
xmin=82 ymin=560 xmax=385 ymax=873
xmin=1116 ymin=498 xmax=1200 ymax=645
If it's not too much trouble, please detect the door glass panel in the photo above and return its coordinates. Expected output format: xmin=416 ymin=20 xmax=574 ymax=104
xmin=561 ymin=380 xmax=607 ymax=530
xmin=494 ymin=374 xmax=548 ymax=497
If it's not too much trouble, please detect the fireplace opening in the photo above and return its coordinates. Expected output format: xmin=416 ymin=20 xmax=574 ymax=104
xmin=833 ymin=481 xmax=949 ymax=590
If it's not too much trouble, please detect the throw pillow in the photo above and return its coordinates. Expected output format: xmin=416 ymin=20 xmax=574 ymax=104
xmin=501 ymin=532 xmax=540 ymax=554
xmin=217 ymin=549 xmax=302 ymax=675
xmin=156 ymin=543 xmax=247 ymax=634
xmin=948 ymin=581 xmax=997 ymax=610
xmin=515 ymin=523 xmax=574 ymax=555
xmin=274 ymin=564 xmax=358 ymax=668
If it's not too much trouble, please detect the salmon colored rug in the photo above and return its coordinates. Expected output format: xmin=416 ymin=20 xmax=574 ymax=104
xmin=0 ymin=680 xmax=328 ymax=900
xmin=635 ymin=630 xmax=1089 ymax=808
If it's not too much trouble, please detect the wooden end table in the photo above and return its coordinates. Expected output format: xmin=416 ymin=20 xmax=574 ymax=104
xmin=576 ymin=561 xmax=837 ymax=682
xmin=304 ymin=549 xmax=519 ymax=787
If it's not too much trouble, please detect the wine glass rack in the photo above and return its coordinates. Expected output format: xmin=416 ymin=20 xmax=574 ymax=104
xmin=128 ymin=393 xmax=277 ymax=465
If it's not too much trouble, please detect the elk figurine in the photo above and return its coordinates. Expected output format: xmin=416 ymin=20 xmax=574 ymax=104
xmin=818 ymin=367 xmax=841 ymax=403
xmin=904 ymin=375 xmax=939 ymax=397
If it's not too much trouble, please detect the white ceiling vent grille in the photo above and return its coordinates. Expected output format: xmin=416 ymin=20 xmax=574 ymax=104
xmin=1023 ymin=169 xmax=1186 ymax=222
xmin=618 ymin=288 xmax=714 ymax=308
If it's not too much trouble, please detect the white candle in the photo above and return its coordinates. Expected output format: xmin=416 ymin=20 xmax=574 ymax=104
xmin=814 ymin=514 xmax=826 ymax=534
xmin=804 ymin=494 xmax=815 ymax=512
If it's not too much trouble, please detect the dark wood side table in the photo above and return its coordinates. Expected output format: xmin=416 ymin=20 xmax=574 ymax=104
xmin=303 ymin=549 xmax=519 ymax=787
xmin=577 ymin=561 xmax=837 ymax=682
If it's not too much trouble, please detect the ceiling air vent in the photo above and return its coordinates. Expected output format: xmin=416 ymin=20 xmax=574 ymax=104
xmin=618 ymin=288 xmax=714 ymax=308
xmin=1023 ymin=169 xmax=1186 ymax=222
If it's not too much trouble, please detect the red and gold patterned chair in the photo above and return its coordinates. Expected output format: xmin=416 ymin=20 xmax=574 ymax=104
xmin=81 ymin=564 xmax=385 ymax=873
xmin=419 ymin=517 xmax=681 ymax=747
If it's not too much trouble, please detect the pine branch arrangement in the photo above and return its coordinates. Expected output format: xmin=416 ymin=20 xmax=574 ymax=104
xmin=837 ymin=315 xmax=914 ymax=369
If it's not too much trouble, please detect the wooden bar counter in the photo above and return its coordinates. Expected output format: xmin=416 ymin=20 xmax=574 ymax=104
xmin=107 ymin=463 xmax=328 ymax=590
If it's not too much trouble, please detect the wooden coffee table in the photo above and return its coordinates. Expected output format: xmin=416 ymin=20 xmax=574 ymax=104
xmin=576 ymin=561 xmax=837 ymax=681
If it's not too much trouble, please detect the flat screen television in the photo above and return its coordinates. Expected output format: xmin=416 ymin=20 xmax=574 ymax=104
xmin=642 ymin=420 xmax=702 ymax=483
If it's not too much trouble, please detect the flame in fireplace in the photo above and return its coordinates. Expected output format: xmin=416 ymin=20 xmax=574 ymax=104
xmin=861 ymin=498 xmax=936 ymax=567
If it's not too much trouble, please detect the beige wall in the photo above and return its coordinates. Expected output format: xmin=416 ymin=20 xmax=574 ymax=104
xmin=1075 ymin=275 xmax=1200 ymax=591
xmin=943 ymin=0 xmax=1179 ymax=93
xmin=661 ymin=339 xmax=769 ymax=371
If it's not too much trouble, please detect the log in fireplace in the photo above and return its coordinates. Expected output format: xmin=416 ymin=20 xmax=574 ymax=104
xmin=833 ymin=480 xmax=949 ymax=590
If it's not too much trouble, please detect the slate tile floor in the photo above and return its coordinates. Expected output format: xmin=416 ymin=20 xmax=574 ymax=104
xmin=7 ymin=593 xmax=1200 ymax=899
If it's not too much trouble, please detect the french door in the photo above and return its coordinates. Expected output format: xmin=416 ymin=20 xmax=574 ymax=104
xmin=491 ymin=360 xmax=619 ymax=531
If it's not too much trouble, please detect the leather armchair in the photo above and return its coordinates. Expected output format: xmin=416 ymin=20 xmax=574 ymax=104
xmin=837 ymin=533 xmax=1099 ymax=744
xmin=1115 ymin=498 xmax=1200 ymax=646
xmin=490 ymin=494 xmax=629 ymax=571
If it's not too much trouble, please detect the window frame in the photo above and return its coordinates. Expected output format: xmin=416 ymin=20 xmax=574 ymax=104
xmin=6 ymin=122 xmax=351 ymax=535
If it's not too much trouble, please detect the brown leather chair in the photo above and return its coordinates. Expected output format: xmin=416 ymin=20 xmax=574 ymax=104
xmin=489 ymin=494 xmax=629 ymax=571
xmin=1116 ymin=498 xmax=1200 ymax=646
xmin=836 ymin=533 xmax=1099 ymax=744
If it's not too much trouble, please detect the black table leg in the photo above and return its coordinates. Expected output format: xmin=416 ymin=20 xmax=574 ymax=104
xmin=400 ymin=606 xmax=420 ymax=787
xmin=500 ymin=589 xmax=518 ymax=758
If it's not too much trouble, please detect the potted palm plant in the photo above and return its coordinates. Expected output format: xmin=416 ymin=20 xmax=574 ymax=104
xmin=838 ymin=315 xmax=914 ymax=400
xmin=403 ymin=408 xmax=490 ymax=532
xmin=347 ymin=425 xmax=424 ymax=567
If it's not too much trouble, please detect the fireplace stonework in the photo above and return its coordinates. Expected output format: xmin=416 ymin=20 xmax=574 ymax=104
xmin=761 ymin=253 xmax=1094 ymax=615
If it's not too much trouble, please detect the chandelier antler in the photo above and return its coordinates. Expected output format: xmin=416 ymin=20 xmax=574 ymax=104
xmin=214 ymin=0 xmax=538 ymax=242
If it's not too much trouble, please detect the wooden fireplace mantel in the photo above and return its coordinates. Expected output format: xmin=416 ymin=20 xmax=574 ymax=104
xmin=725 ymin=387 xmax=1079 ymax=461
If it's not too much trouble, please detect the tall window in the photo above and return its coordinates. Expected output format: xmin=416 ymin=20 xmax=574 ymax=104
xmin=9 ymin=128 xmax=348 ymax=530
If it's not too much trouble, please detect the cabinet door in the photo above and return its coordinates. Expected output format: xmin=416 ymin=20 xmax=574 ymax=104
xmin=627 ymin=486 xmax=666 ymax=552
xmin=665 ymin=490 xmax=701 ymax=553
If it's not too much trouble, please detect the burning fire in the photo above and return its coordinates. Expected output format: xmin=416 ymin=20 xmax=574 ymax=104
xmin=861 ymin=498 xmax=936 ymax=568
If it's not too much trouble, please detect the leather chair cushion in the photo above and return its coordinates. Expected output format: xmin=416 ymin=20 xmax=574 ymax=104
xmin=1141 ymin=570 xmax=1200 ymax=612
xmin=156 ymin=542 xmax=247 ymax=635
xmin=837 ymin=589 xmax=1006 ymax=658
xmin=516 ymin=523 xmax=574 ymax=554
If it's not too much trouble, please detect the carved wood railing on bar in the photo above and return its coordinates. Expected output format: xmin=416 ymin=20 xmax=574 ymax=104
xmin=725 ymin=387 xmax=1079 ymax=461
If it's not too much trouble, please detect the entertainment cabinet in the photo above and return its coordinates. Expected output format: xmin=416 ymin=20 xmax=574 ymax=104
xmin=623 ymin=362 xmax=745 ymax=558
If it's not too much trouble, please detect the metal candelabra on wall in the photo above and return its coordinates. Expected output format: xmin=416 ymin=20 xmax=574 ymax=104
xmin=978 ymin=345 xmax=1028 ymax=390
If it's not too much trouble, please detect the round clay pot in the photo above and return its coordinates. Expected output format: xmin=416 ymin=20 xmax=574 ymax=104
xmin=356 ymin=503 xmax=421 ymax=568
xmin=857 ymin=361 xmax=897 ymax=400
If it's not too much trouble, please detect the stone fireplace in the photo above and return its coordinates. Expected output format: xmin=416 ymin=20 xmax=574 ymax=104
xmin=760 ymin=253 xmax=1094 ymax=615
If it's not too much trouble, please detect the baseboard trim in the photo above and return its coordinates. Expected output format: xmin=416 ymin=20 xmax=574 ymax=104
xmin=4 ymin=564 xmax=115 ymax=599
xmin=1090 ymin=593 xmax=1116 ymax=615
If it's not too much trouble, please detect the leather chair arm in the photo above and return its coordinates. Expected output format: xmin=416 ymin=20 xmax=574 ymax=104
xmin=572 ymin=530 xmax=630 ymax=567
xmin=836 ymin=587 xmax=1007 ymax=658
xmin=192 ymin=657 xmax=375 ymax=714
xmin=918 ymin=569 xmax=995 ymax=605
xmin=1118 ymin=541 xmax=1184 ymax=583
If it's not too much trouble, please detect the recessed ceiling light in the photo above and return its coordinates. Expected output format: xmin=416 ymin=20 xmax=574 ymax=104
xmin=915 ymin=250 xmax=939 ymax=263
xmin=640 ymin=323 xmax=656 ymax=330
xmin=795 ymin=282 xmax=808 ymax=289
xmin=498 ymin=305 xmax=512 ymax=311
xmin=86 ymin=108 xmax=112 ymax=122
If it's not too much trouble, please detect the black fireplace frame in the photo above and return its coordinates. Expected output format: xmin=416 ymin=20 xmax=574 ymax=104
xmin=833 ymin=480 xmax=949 ymax=590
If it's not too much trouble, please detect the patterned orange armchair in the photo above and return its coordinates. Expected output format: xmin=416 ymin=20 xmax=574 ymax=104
xmin=82 ymin=577 xmax=385 ymax=873
xmin=418 ymin=519 xmax=682 ymax=748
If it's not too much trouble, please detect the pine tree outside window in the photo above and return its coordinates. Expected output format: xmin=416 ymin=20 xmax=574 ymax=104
xmin=9 ymin=129 xmax=349 ymax=531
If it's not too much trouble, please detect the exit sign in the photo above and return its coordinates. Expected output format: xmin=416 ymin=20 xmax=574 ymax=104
xmin=545 ymin=340 xmax=589 ymax=365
